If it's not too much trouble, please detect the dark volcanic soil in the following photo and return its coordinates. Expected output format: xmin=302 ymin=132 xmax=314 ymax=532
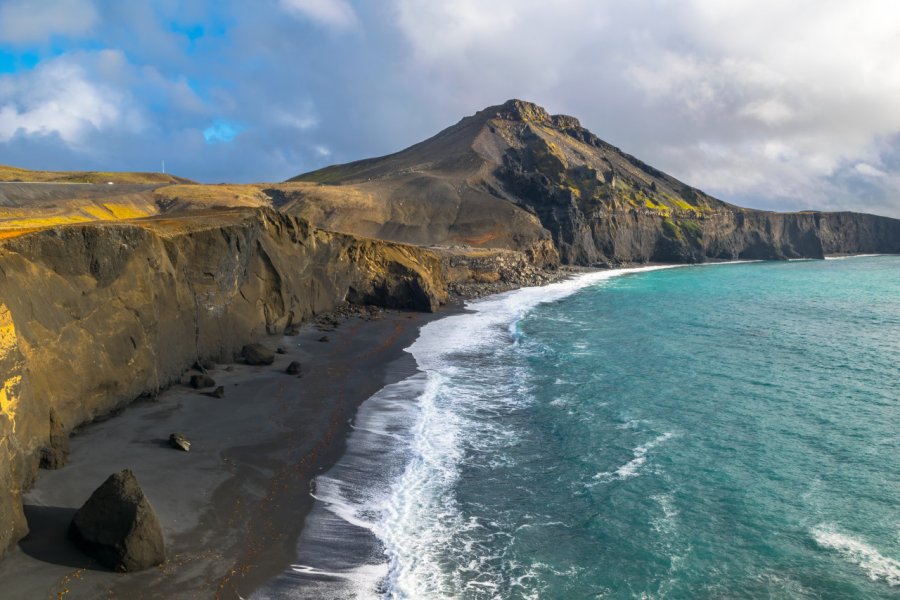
xmin=0 ymin=309 xmax=440 ymax=599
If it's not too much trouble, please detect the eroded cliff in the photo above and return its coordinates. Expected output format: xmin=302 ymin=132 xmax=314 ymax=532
xmin=289 ymin=99 xmax=900 ymax=265
xmin=0 ymin=207 xmax=448 ymax=556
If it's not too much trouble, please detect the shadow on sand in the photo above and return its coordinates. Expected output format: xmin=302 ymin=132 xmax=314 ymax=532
xmin=18 ymin=505 xmax=105 ymax=571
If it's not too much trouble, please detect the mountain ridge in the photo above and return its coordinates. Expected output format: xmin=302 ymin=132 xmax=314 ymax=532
xmin=285 ymin=99 xmax=900 ymax=264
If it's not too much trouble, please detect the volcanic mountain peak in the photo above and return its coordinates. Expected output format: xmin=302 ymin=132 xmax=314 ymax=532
xmin=290 ymin=99 xmax=717 ymax=214
xmin=279 ymin=100 xmax=900 ymax=265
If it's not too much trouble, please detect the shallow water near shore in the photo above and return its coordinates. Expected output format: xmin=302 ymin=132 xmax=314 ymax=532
xmin=262 ymin=256 xmax=900 ymax=599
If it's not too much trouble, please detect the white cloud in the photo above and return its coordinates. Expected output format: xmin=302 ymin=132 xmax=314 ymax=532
xmin=279 ymin=0 xmax=358 ymax=30
xmin=0 ymin=0 xmax=97 ymax=44
xmin=388 ymin=0 xmax=900 ymax=215
xmin=854 ymin=163 xmax=887 ymax=178
xmin=0 ymin=51 xmax=143 ymax=145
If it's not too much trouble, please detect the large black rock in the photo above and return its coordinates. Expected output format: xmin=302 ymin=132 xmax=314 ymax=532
xmin=68 ymin=469 xmax=166 ymax=571
xmin=242 ymin=343 xmax=274 ymax=365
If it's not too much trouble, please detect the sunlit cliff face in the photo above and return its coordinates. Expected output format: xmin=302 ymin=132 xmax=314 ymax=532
xmin=0 ymin=303 xmax=22 ymax=434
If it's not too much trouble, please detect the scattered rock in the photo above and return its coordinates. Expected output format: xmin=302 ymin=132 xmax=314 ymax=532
xmin=193 ymin=359 xmax=216 ymax=373
xmin=276 ymin=346 xmax=288 ymax=354
xmin=284 ymin=325 xmax=300 ymax=336
xmin=318 ymin=335 xmax=329 ymax=343
xmin=212 ymin=386 xmax=225 ymax=398
xmin=286 ymin=361 xmax=302 ymax=375
xmin=225 ymin=366 xmax=234 ymax=372
xmin=169 ymin=433 xmax=191 ymax=452
xmin=68 ymin=469 xmax=166 ymax=572
xmin=242 ymin=343 xmax=275 ymax=365
xmin=39 ymin=408 xmax=69 ymax=470
xmin=190 ymin=374 xmax=215 ymax=389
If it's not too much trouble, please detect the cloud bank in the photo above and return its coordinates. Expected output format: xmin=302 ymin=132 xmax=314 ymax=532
xmin=0 ymin=0 xmax=897 ymax=216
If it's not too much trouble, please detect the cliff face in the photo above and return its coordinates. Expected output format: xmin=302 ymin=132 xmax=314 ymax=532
xmin=290 ymin=99 xmax=900 ymax=266
xmin=0 ymin=207 xmax=447 ymax=556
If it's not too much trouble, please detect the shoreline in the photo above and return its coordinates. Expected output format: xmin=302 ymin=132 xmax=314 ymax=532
xmin=260 ymin=263 xmax=691 ymax=598
xmin=0 ymin=306 xmax=453 ymax=599
xmin=0 ymin=254 xmax=888 ymax=598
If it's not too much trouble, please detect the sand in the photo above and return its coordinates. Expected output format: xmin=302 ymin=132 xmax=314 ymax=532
xmin=0 ymin=308 xmax=442 ymax=599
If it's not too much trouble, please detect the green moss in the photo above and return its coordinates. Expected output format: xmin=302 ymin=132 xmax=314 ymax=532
xmin=661 ymin=217 xmax=683 ymax=240
xmin=678 ymin=219 xmax=703 ymax=239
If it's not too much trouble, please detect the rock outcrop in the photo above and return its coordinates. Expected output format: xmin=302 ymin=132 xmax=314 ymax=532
xmin=286 ymin=99 xmax=900 ymax=266
xmin=0 ymin=99 xmax=897 ymax=563
xmin=68 ymin=469 xmax=166 ymax=572
xmin=242 ymin=343 xmax=275 ymax=366
xmin=0 ymin=207 xmax=448 ymax=558
xmin=169 ymin=433 xmax=191 ymax=452
xmin=286 ymin=361 xmax=302 ymax=375
xmin=38 ymin=408 xmax=69 ymax=470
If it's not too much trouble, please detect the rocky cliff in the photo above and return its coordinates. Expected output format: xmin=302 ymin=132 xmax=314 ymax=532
xmin=1 ymin=99 xmax=898 ymax=560
xmin=0 ymin=207 xmax=448 ymax=556
xmin=289 ymin=99 xmax=900 ymax=265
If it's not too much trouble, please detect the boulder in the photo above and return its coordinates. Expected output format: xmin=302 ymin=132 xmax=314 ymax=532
xmin=39 ymin=409 xmax=69 ymax=470
xmin=318 ymin=335 xmax=329 ymax=343
xmin=212 ymin=386 xmax=225 ymax=398
xmin=286 ymin=361 xmax=302 ymax=375
xmin=68 ymin=469 xmax=166 ymax=572
xmin=276 ymin=346 xmax=287 ymax=354
xmin=242 ymin=343 xmax=274 ymax=365
xmin=169 ymin=433 xmax=191 ymax=452
xmin=190 ymin=374 xmax=215 ymax=389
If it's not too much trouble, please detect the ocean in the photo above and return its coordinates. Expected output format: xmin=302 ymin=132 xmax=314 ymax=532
xmin=257 ymin=255 xmax=900 ymax=599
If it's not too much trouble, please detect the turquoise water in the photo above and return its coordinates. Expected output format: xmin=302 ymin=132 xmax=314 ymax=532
xmin=381 ymin=257 xmax=900 ymax=599
xmin=261 ymin=257 xmax=900 ymax=599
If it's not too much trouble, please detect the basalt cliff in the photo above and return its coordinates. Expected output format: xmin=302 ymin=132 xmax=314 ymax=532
xmin=285 ymin=99 xmax=900 ymax=264
xmin=0 ymin=100 xmax=898 ymax=558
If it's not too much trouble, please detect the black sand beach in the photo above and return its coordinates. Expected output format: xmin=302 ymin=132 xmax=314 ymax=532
xmin=0 ymin=308 xmax=443 ymax=599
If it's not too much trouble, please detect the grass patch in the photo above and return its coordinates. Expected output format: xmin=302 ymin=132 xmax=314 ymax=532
xmin=0 ymin=164 xmax=190 ymax=184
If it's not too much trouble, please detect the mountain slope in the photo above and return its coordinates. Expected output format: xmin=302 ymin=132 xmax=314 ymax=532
xmin=286 ymin=100 xmax=900 ymax=264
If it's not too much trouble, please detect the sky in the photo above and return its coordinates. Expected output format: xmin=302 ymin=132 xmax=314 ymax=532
xmin=0 ymin=0 xmax=899 ymax=217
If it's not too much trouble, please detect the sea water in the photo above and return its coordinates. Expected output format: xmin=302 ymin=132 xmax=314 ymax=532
xmin=260 ymin=256 xmax=899 ymax=599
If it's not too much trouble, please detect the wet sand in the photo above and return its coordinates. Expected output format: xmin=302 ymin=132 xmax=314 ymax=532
xmin=0 ymin=308 xmax=442 ymax=599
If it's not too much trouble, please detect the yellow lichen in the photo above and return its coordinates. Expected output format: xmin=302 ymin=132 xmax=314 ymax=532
xmin=0 ymin=304 xmax=21 ymax=432
xmin=0 ymin=215 xmax=92 ymax=229
xmin=102 ymin=203 xmax=151 ymax=220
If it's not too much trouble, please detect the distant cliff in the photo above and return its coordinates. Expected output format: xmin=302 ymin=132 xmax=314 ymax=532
xmin=287 ymin=99 xmax=900 ymax=265
xmin=0 ymin=99 xmax=898 ymax=559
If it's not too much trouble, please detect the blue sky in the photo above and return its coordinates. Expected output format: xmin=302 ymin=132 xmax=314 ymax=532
xmin=0 ymin=0 xmax=898 ymax=217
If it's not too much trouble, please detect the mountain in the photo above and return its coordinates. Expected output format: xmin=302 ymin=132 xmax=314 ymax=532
xmin=284 ymin=99 xmax=900 ymax=264
xmin=0 ymin=101 xmax=897 ymax=563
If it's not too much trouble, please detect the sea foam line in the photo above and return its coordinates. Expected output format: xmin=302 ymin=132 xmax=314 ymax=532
xmin=376 ymin=265 xmax=680 ymax=598
xmin=811 ymin=524 xmax=900 ymax=586
xmin=824 ymin=254 xmax=884 ymax=260
xmin=591 ymin=432 xmax=676 ymax=484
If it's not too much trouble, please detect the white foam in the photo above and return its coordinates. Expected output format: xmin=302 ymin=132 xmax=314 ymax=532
xmin=592 ymin=432 xmax=676 ymax=483
xmin=263 ymin=265 xmax=683 ymax=599
xmin=376 ymin=266 xmax=681 ymax=597
xmin=812 ymin=524 xmax=900 ymax=586
xmin=824 ymin=254 xmax=884 ymax=260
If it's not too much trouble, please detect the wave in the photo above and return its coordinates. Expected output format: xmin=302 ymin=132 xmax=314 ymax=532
xmin=591 ymin=432 xmax=676 ymax=484
xmin=811 ymin=524 xmax=900 ymax=586
xmin=256 ymin=265 xmax=678 ymax=599
xmin=824 ymin=254 xmax=884 ymax=260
